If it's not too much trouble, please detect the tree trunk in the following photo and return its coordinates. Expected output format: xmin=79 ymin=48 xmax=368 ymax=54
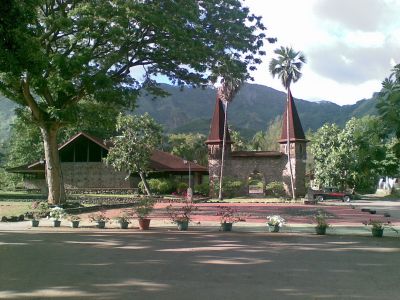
xmin=40 ymin=125 xmax=66 ymax=204
xmin=218 ymin=101 xmax=228 ymax=200
xmin=287 ymin=88 xmax=296 ymax=200
xmin=139 ymin=172 xmax=151 ymax=196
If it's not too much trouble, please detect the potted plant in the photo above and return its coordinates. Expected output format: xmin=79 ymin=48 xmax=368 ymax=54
xmin=266 ymin=215 xmax=285 ymax=232
xmin=166 ymin=201 xmax=197 ymax=231
xmin=114 ymin=211 xmax=131 ymax=229
xmin=89 ymin=211 xmax=110 ymax=229
xmin=216 ymin=206 xmax=245 ymax=231
xmin=68 ymin=215 xmax=81 ymax=228
xmin=49 ymin=206 xmax=66 ymax=227
xmin=31 ymin=212 xmax=40 ymax=227
xmin=314 ymin=213 xmax=330 ymax=235
xmin=133 ymin=198 xmax=155 ymax=230
xmin=363 ymin=219 xmax=398 ymax=237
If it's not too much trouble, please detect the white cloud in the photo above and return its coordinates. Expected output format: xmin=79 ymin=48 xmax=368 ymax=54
xmin=244 ymin=0 xmax=400 ymax=104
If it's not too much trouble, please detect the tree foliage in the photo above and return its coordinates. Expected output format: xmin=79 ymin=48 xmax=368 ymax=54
xmin=0 ymin=0 xmax=268 ymax=203
xmin=376 ymin=64 xmax=400 ymax=157
xmin=105 ymin=113 xmax=163 ymax=195
xmin=269 ymin=46 xmax=306 ymax=89
xmin=166 ymin=133 xmax=208 ymax=166
xmin=310 ymin=116 xmax=399 ymax=192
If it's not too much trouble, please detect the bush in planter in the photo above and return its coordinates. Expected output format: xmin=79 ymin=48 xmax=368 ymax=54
xmin=89 ymin=211 xmax=110 ymax=229
xmin=265 ymin=181 xmax=286 ymax=198
xmin=133 ymin=198 xmax=156 ymax=230
xmin=314 ymin=212 xmax=330 ymax=235
xmin=68 ymin=215 xmax=81 ymax=228
xmin=166 ymin=201 xmax=197 ymax=231
xmin=113 ymin=211 xmax=131 ymax=229
xmin=216 ymin=206 xmax=245 ymax=231
xmin=266 ymin=215 xmax=285 ymax=232
xmin=363 ymin=219 xmax=398 ymax=237
xmin=49 ymin=207 xmax=66 ymax=227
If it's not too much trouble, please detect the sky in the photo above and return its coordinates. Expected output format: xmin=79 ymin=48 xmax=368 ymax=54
xmin=245 ymin=0 xmax=400 ymax=105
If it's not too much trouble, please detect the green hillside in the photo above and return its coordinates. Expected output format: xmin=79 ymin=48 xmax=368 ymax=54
xmin=0 ymin=83 xmax=378 ymax=144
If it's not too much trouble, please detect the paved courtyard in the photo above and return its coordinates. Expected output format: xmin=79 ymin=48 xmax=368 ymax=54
xmin=1 ymin=228 xmax=400 ymax=300
xmin=1 ymin=200 xmax=400 ymax=299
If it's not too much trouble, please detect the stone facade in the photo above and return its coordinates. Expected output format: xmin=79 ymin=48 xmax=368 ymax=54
xmin=206 ymin=93 xmax=308 ymax=198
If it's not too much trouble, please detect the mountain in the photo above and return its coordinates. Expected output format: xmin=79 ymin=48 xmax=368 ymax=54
xmin=135 ymin=83 xmax=378 ymax=138
xmin=0 ymin=83 xmax=378 ymax=144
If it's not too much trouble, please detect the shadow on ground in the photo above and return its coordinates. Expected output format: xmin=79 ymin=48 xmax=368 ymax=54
xmin=0 ymin=230 xmax=399 ymax=299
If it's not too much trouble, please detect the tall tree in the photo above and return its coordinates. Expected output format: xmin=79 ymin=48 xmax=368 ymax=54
xmin=377 ymin=63 xmax=400 ymax=157
xmin=218 ymin=77 xmax=242 ymax=200
xmin=166 ymin=133 xmax=208 ymax=166
xmin=269 ymin=46 xmax=306 ymax=199
xmin=105 ymin=113 xmax=162 ymax=196
xmin=0 ymin=0 xmax=267 ymax=204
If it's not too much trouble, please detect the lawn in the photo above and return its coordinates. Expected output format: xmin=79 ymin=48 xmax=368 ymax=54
xmin=0 ymin=201 xmax=33 ymax=217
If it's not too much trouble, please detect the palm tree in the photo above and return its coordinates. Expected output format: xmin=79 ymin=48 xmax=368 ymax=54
xmin=269 ymin=46 xmax=306 ymax=200
xmin=218 ymin=77 xmax=242 ymax=200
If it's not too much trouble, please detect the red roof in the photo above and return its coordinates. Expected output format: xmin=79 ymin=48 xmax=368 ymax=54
xmin=150 ymin=150 xmax=207 ymax=172
xmin=279 ymin=90 xmax=308 ymax=143
xmin=205 ymin=96 xmax=231 ymax=145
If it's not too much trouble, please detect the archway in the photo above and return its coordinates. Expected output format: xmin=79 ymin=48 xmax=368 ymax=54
xmin=248 ymin=171 xmax=265 ymax=196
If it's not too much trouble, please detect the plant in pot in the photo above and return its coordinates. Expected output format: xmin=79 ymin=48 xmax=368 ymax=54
xmin=266 ymin=215 xmax=285 ymax=232
xmin=216 ymin=206 xmax=245 ymax=232
xmin=31 ymin=212 xmax=40 ymax=227
xmin=363 ymin=219 xmax=398 ymax=237
xmin=68 ymin=215 xmax=81 ymax=228
xmin=314 ymin=212 xmax=330 ymax=235
xmin=114 ymin=211 xmax=131 ymax=229
xmin=133 ymin=198 xmax=155 ymax=230
xmin=49 ymin=206 xmax=66 ymax=227
xmin=166 ymin=201 xmax=197 ymax=231
xmin=89 ymin=211 xmax=110 ymax=229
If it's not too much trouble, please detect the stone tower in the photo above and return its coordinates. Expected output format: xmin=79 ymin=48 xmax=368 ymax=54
xmin=205 ymin=96 xmax=232 ymax=198
xmin=278 ymin=91 xmax=308 ymax=196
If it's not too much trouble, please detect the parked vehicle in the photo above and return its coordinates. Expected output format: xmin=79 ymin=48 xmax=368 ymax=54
xmin=313 ymin=187 xmax=352 ymax=202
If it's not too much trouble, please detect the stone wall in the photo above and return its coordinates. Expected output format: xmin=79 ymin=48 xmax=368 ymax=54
xmin=62 ymin=162 xmax=132 ymax=189
xmin=225 ymin=155 xmax=288 ymax=195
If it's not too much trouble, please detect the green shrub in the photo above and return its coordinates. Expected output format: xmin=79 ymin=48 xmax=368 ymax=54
xmin=213 ymin=177 xmax=244 ymax=198
xmin=138 ymin=178 xmax=175 ymax=195
xmin=265 ymin=181 xmax=286 ymax=197
xmin=194 ymin=182 xmax=209 ymax=196
xmin=176 ymin=182 xmax=189 ymax=193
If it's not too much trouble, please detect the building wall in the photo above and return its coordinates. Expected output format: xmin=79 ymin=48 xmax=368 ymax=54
xmin=23 ymin=162 xmax=133 ymax=192
xmin=224 ymin=155 xmax=288 ymax=195
xmin=208 ymin=142 xmax=307 ymax=197
xmin=62 ymin=162 xmax=132 ymax=189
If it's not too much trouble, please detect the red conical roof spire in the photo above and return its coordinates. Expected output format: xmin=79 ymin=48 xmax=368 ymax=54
xmin=205 ymin=96 xmax=231 ymax=145
xmin=279 ymin=90 xmax=307 ymax=143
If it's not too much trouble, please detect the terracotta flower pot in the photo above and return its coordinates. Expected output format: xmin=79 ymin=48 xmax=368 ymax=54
xmin=138 ymin=218 xmax=151 ymax=230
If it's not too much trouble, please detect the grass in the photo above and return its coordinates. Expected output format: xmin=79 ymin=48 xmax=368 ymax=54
xmin=0 ymin=201 xmax=33 ymax=217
